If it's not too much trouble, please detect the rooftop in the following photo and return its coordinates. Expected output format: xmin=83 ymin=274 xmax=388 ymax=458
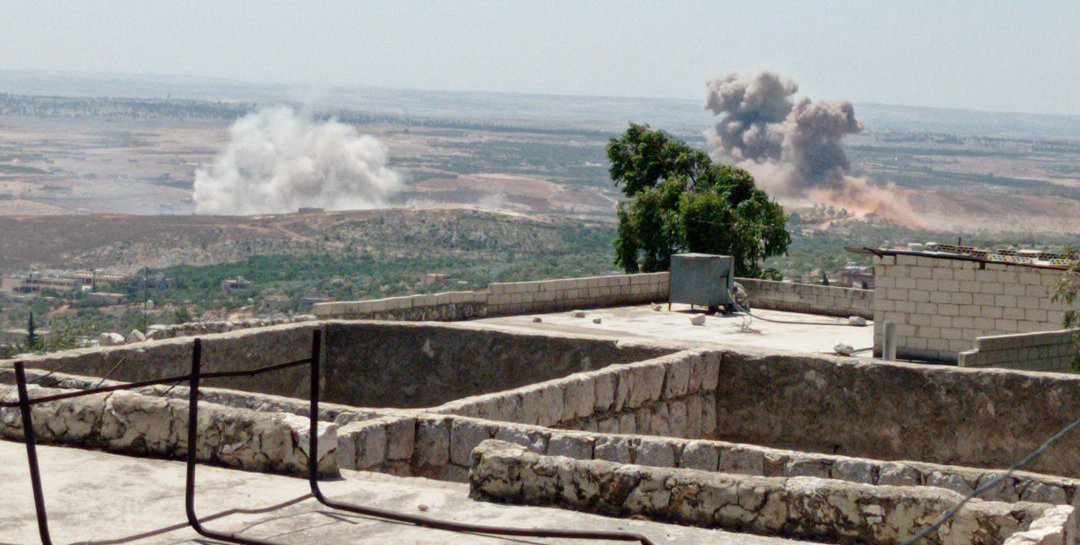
xmin=473 ymin=303 xmax=873 ymax=355
xmin=1 ymin=441 xmax=809 ymax=545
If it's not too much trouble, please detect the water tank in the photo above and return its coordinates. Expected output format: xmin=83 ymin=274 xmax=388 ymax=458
xmin=669 ymin=253 xmax=735 ymax=308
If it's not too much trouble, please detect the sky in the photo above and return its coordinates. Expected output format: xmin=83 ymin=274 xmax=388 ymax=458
xmin=2 ymin=1 xmax=1079 ymax=116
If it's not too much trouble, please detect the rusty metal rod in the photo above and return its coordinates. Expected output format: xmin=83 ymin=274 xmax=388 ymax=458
xmin=183 ymin=337 xmax=319 ymax=545
xmin=1 ymin=356 xmax=312 ymax=408
xmin=15 ymin=362 xmax=54 ymax=545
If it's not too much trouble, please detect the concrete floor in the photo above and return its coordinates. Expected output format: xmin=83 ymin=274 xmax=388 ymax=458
xmin=0 ymin=441 xmax=818 ymax=545
xmin=474 ymin=304 xmax=873 ymax=356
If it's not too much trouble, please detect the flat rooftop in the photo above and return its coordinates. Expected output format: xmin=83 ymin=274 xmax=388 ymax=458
xmin=0 ymin=441 xmax=814 ymax=545
xmin=472 ymin=303 xmax=873 ymax=355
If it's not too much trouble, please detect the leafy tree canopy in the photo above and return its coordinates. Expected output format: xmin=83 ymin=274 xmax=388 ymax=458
xmin=608 ymin=124 xmax=790 ymax=276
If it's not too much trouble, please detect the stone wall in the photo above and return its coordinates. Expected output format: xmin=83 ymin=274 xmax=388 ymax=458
xmin=434 ymin=350 xmax=719 ymax=438
xmin=470 ymin=440 xmax=1059 ymax=545
xmin=5 ymin=323 xmax=319 ymax=399
xmin=2 ymin=321 xmax=674 ymax=409
xmin=323 ymin=322 xmax=676 ymax=408
xmin=437 ymin=344 xmax=1080 ymax=479
xmin=873 ymin=253 xmax=1071 ymax=362
xmin=0 ymin=383 xmax=337 ymax=476
xmin=960 ymin=329 xmax=1079 ymax=372
xmin=713 ymin=347 xmax=1080 ymax=478
xmin=335 ymin=412 xmax=1078 ymax=505
xmin=312 ymin=272 xmax=671 ymax=320
xmin=737 ymin=278 xmax=873 ymax=319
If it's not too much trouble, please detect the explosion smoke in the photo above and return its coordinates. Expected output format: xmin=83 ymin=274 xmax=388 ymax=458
xmin=193 ymin=107 xmax=401 ymax=215
xmin=706 ymin=72 xmax=922 ymax=226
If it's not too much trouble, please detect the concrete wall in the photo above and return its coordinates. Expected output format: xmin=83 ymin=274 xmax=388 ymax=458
xmin=323 ymin=322 xmax=675 ymax=408
xmin=312 ymin=272 xmax=671 ymax=320
xmin=470 ymin=440 xmax=1058 ymax=545
xmin=960 ymin=329 xmax=1079 ymax=372
xmin=873 ymin=253 xmax=1071 ymax=362
xmin=337 ymin=412 xmax=1078 ymax=505
xmin=738 ymin=278 xmax=873 ymax=319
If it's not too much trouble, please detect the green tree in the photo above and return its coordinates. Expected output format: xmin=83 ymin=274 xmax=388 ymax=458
xmin=608 ymin=124 xmax=790 ymax=276
xmin=26 ymin=311 xmax=39 ymax=351
xmin=1052 ymin=249 xmax=1080 ymax=371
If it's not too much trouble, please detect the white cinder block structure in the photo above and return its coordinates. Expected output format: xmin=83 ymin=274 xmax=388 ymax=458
xmin=872 ymin=248 xmax=1071 ymax=362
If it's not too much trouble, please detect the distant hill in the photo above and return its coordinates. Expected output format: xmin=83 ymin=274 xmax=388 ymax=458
xmin=4 ymin=69 xmax=1079 ymax=140
xmin=0 ymin=208 xmax=614 ymax=275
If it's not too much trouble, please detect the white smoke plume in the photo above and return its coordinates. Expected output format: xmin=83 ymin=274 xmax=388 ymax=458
xmin=706 ymin=72 xmax=923 ymax=227
xmin=193 ymin=107 xmax=401 ymax=215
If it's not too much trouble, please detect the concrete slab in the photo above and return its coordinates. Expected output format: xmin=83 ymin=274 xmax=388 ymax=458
xmin=473 ymin=304 xmax=873 ymax=356
xmin=0 ymin=440 xmax=817 ymax=545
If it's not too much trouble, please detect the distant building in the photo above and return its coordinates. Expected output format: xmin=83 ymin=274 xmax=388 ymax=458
xmin=9 ymin=270 xmax=129 ymax=294
xmin=836 ymin=264 xmax=875 ymax=290
xmin=221 ymin=277 xmax=254 ymax=294
xmin=16 ymin=274 xmax=82 ymax=294
xmin=867 ymin=242 xmax=1075 ymax=362
xmin=298 ymin=207 xmax=325 ymax=214
xmin=422 ymin=273 xmax=449 ymax=286
xmin=85 ymin=292 xmax=125 ymax=306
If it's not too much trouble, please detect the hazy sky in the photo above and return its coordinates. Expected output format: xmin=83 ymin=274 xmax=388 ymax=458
xmin=3 ymin=1 xmax=1079 ymax=115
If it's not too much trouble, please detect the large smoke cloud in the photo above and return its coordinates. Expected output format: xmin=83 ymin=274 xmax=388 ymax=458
xmin=193 ymin=107 xmax=401 ymax=215
xmin=706 ymin=72 xmax=922 ymax=227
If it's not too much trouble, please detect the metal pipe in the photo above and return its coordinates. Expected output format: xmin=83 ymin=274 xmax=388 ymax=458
xmin=884 ymin=321 xmax=898 ymax=361
xmin=15 ymin=362 xmax=54 ymax=545
xmin=183 ymin=339 xmax=286 ymax=545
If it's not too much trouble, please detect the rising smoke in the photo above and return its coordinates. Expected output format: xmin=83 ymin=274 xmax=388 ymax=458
xmin=193 ymin=107 xmax=401 ymax=215
xmin=706 ymin=72 xmax=922 ymax=226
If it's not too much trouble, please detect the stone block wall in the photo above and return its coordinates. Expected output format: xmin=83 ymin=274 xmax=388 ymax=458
xmin=322 ymin=322 xmax=675 ymax=408
xmin=0 ymin=383 xmax=337 ymax=476
xmin=960 ymin=329 xmax=1079 ymax=372
xmin=335 ymin=412 xmax=1078 ymax=506
xmin=3 ymin=321 xmax=675 ymax=410
xmin=738 ymin=278 xmax=873 ymax=319
xmin=433 ymin=349 xmax=720 ymax=438
xmin=712 ymin=347 xmax=1080 ymax=478
xmin=873 ymin=253 xmax=1071 ymax=362
xmin=312 ymin=272 xmax=671 ymax=320
xmin=470 ymin=440 xmax=1060 ymax=545
xmin=4 ymin=323 xmax=320 ymax=399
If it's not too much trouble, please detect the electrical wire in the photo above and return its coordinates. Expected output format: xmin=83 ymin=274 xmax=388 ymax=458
xmin=902 ymin=417 xmax=1080 ymax=545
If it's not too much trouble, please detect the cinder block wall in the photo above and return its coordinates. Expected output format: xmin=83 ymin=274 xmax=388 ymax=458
xmin=873 ymin=253 xmax=1070 ymax=362
xmin=737 ymin=278 xmax=872 ymax=318
xmin=959 ymin=329 xmax=1079 ymax=372
xmin=313 ymin=272 xmax=671 ymax=320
